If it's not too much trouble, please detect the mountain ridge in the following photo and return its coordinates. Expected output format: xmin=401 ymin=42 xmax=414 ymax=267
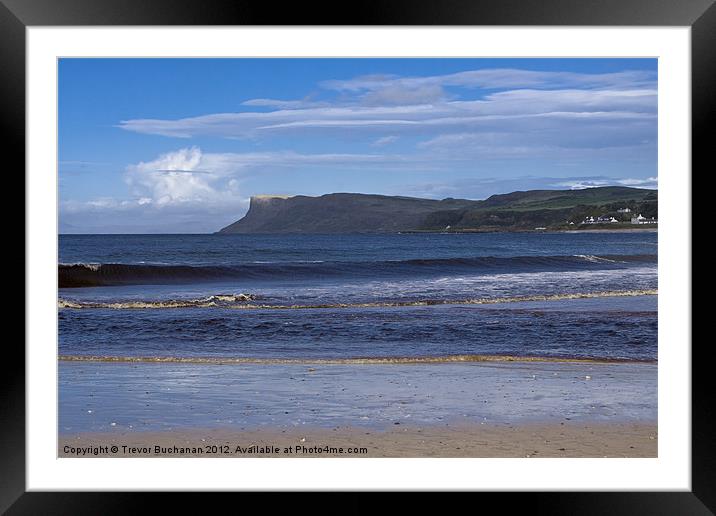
xmin=217 ymin=187 xmax=657 ymax=234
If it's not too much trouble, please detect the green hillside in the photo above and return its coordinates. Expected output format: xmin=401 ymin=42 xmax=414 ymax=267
xmin=217 ymin=187 xmax=657 ymax=234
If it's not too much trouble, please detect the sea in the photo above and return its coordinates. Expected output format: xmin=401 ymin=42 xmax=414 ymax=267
xmin=58 ymin=232 xmax=658 ymax=363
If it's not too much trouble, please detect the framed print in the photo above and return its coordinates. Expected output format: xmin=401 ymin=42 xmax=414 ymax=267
xmin=6 ymin=0 xmax=710 ymax=511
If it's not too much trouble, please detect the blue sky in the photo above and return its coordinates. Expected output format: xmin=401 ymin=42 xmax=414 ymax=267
xmin=59 ymin=58 xmax=657 ymax=233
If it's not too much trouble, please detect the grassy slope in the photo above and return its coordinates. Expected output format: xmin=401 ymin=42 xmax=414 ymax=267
xmin=218 ymin=187 xmax=658 ymax=233
xmin=419 ymin=187 xmax=657 ymax=231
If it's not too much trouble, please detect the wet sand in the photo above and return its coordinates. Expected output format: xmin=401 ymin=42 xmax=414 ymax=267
xmin=59 ymin=421 xmax=657 ymax=458
xmin=60 ymin=361 xmax=656 ymax=432
xmin=59 ymin=359 xmax=656 ymax=457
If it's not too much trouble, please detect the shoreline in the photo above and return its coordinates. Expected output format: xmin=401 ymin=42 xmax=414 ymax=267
xmin=59 ymin=421 xmax=658 ymax=458
xmin=58 ymin=354 xmax=657 ymax=365
xmin=399 ymin=227 xmax=657 ymax=234
xmin=63 ymin=227 xmax=658 ymax=237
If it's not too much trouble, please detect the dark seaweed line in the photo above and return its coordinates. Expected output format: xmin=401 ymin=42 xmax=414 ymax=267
xmin=58 ymin=354 xmax=658 ymax=365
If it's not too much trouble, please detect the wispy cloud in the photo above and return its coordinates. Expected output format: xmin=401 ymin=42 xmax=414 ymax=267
xmin=117 ymin=68 xmax=657 ymax=147
xmin=554 ymin=176 xmax=658 ymax=190
xmin=321 ymin=69 xmax=656 ymax=93
xmin=241 ymin=98 xmax=327 ymax=109
xmin=118 ymin=91 xmax=656 ymax=140
xmin=371 ymin=135 xmax=399 ymax=147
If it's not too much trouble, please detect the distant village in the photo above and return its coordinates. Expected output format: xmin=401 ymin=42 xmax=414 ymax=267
xmin=574 ymin=207 xmax=657 ymax=226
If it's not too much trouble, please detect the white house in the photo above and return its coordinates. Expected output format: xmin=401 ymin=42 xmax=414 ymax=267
xmin=596 ymin=216 xmax=619 ymax=224
xmin=631 ymin=214 xmax=658 ymax=224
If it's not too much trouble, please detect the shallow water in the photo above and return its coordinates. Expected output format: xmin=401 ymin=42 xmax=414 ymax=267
xmin=59 ymin=296 xmax=657 ymax=361
xmin=59 ymin=360 xmax=657 ymax=434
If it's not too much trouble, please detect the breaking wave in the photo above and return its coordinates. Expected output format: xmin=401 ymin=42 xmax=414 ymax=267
xmin=58 ymin=293 xmax=257 ymax=309
xmin=58 ymin=289 xmax=657 ymax=310
xmin=59 ymin=254 xmax=657 ymax=288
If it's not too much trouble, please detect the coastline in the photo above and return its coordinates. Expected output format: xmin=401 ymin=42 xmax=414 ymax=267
xmin=399 ymin=227 xmax=657 ymax=234
xmin=557 ymin=227 xmax=657 ymax=234
xmin=59 ymin=421 xmax=658 ymax=458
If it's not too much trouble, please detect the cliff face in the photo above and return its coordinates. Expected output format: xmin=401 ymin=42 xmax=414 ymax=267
xmin=216 ymin=188 xmax=656 ymax=234
xmin=219 ymin=196 xmax=297 ymax=234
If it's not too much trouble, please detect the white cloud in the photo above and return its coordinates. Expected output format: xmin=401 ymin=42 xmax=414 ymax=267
xmin=61 ymin=146 xmax=433 ymax=232
xmin=117 ymin=67 xmax=657 ymax=145
xmin=125 ymin=147 xmax=219 ymax=206
xmin=361 ymin=84 xmax=447 ymax=106
xmin=321 ymin=69 xmax=656 ymax=93
xmin=617 ymin=176 xmax=658 ymax=186
xmin=371 ymin=135 xmax=399 ymax=147
xmin=118 ymin=92 xmax=656 ymax=139
xmin=59 ymin=197 xmax=251 ymax=234
xmin=554 ymin=176 xmax=658 ymax=190
xmin=60 ymin=147 xmax=246 ymax=233
xmin=121 ymin=147 xmax=413 ymax=209
xmin=241 ymin=98 xmax=327 ymax=109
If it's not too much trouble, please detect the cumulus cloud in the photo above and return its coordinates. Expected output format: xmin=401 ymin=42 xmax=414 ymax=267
xmin=60 ymin=147 xmax=241 ymax=233
xmin=61 ymin=146 xmax=437 ymax=232
xmin=125 ymin=147 xmax=213 ymax=206
xmin=121 ymin=146 xmax=423 ymax=208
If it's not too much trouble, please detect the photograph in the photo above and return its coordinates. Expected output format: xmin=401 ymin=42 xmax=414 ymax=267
xmin=56 ymin=57 xmax=660 ymax=459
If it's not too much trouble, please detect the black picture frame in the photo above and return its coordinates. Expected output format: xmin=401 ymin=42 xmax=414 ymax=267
xmin=5 ymin=0 xmax=708 ymax=512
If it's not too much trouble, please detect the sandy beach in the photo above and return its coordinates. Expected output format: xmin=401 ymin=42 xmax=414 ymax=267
xmin=59 ymin=421 xmax=657 ymax=458
xmin=59 ymin=359 xmax=657 ymax=458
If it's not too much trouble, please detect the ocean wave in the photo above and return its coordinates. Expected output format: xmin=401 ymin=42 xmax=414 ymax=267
xmin=58 ymin=289 xmax=657 ymax=310
xmin=58 ymin=254 xmax=657 ymax=288
xmin=58 ymin=293 xmax=256 ymax=309
xmin=574 ymin=254 xmax=619 ymax=263
xmin=575 ymin=254 xmax=658 ymax=264
xmin=57 ymin=354 xmax=657 ymax=365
